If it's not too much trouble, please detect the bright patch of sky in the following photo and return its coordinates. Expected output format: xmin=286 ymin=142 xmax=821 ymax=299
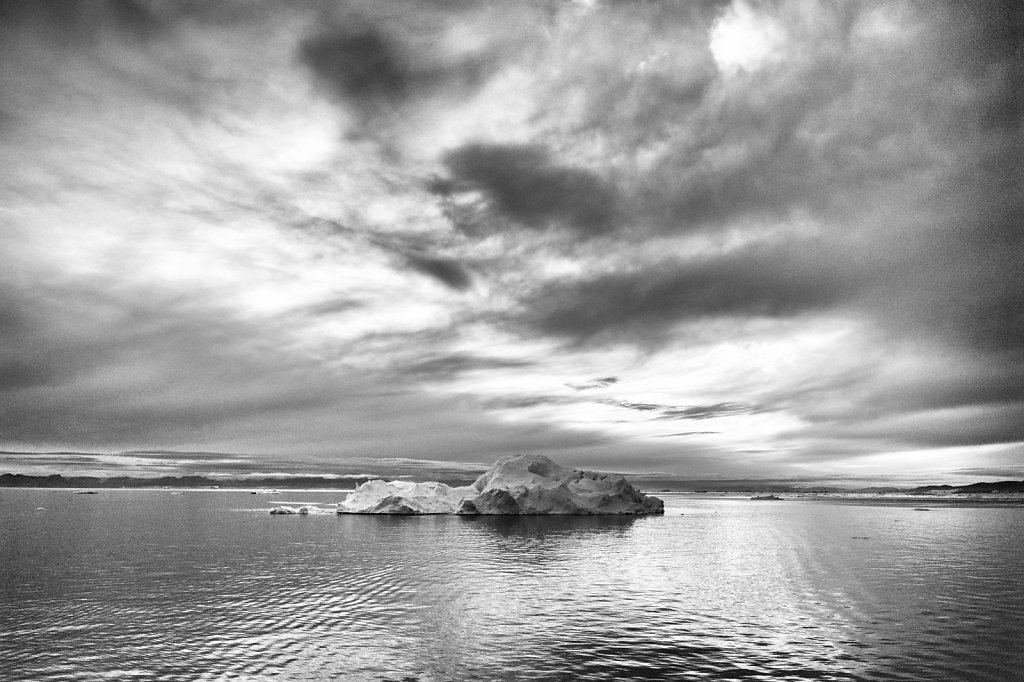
xmin=709 ymin=1 xmax=785 ymax=74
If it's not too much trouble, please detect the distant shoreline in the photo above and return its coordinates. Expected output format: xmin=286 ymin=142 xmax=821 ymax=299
xmin=0 ymin=473 xmax=364 ymax=491
xmin=3 ymin=472 xmax=1022 ymax=496
xmin=657 ymin=491 xmax=1024 ymax=507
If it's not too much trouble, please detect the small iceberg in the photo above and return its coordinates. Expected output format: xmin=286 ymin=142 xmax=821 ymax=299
xmin=339 ymin=480 xmax=468 ymax=514
xmin=269 ymin=505 xmax=311 ymax=515
xmin=337 ymin=454 xmax=664 ymax=515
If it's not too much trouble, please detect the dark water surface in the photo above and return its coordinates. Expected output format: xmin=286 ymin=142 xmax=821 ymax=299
xmin=1 ymin=490 xmax=1022 ymax=681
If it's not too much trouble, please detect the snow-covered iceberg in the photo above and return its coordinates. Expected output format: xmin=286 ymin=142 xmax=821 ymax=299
xmin=268 ymin=503 xmax=340 ymax=515
xmin=339 ymin=480 xmax=469 ymax=514
xmin=336 ymin=454 xmax=664 ymax=515
xmin=269 ymin=505 xmax=311 ymax=515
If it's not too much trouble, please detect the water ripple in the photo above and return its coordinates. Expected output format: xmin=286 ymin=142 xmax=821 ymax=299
xmin=1 ymin=492 xmax=1022 ymax=680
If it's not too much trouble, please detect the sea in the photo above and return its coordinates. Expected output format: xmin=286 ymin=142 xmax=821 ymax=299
xmin=1 ymin=489 xmax=1022 ymax=681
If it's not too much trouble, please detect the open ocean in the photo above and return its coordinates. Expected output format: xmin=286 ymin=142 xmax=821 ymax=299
xmin=1 ymin=489 xmax=1022 ymax=681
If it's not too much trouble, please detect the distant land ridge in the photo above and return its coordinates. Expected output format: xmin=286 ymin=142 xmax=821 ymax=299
xmin=909 ymin=481 xmax=1024 ymax=494
xmin=3 ymin=472 xmax=1023 ymax=494
xmin=0 ymin=473 xmax=369 ymax=489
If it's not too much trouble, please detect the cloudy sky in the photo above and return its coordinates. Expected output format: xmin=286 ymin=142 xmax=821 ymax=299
xmin=1 ymin=0 xmax=1021 ymax=484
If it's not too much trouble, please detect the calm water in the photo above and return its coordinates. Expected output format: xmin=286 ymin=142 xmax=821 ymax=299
xmin=1 ymin=491 xmax=1022 ymax=681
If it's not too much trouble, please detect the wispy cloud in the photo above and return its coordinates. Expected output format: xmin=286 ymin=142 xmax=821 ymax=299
xmin=655 ymin=432 xmax=720 ymax=438
xmin=659 ymin=403 xmax=762 ymax=420
xmin=567 ymin=377 xmax=619 ymax=391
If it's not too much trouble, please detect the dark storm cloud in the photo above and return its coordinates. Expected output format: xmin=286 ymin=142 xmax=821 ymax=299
xmin=526 ymin=240 xmax=865 ymax=342
xmin=658 ymin=402 xmax=761 ymax=420
xmin=0 ymin=361 xmax=63 ymax=391
xmin=483 ymin=395 xmax=576 ymax=410
xmin=402 ymin=353 xmax=531 ymax=379
xmin=0 ymin=0 xmax=169 ymax=40
xmin=612 ymin=401 xmax=662 ymax=412
xmin=436 ymin=143 xmax=620 ymax=236
xmin=609 ymin=400 xmax=760 ymax=420
xmin=567 ymin=376 xmax=620 ymax=391
xmin=297 ymin=298 xmax=364 ymax=318
xmin=300 ymin=28 xmax=413 ymax=104
xmin=299 ymin=24 xmax=496 ymax=119
xmin=404 ymin=254 xmax=473 ymax=290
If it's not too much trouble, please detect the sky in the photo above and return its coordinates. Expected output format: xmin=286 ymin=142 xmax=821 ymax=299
xmin=1 ymin=0 xmax=1021 ymax=485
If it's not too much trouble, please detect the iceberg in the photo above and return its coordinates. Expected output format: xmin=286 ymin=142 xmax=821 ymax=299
xmin=339 ymin=480 xmax=470 ymax=514
xmin=269 ymin=505 xmax=311 ymax=515
xmin=337 ymin=454 xmax=664 ymax=515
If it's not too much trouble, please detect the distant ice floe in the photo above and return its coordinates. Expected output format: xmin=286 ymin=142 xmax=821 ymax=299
xmin=334 ymin=454 xmax=664 ymax=515
xmin=269 ymin=505 xmax=319 ymax=515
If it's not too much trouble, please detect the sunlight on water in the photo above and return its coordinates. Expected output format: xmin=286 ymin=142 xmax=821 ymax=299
xmin=1 ymin=491 xmax=1022 ymax=681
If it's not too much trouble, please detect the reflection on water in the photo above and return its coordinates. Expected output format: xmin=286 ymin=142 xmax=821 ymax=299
xmin=1 ymin=490 xmax=1022 ymax=681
